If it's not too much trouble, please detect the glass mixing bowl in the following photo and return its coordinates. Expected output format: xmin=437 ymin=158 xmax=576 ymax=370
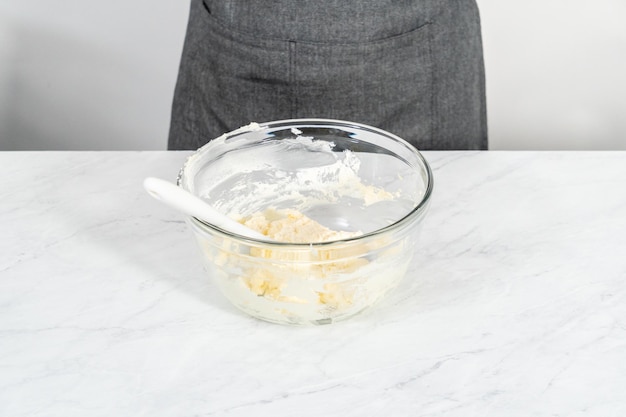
xmin=178 ymin=119 xmax=433 ymax=325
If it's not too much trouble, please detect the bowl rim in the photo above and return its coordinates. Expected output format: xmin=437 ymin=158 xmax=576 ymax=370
xmin=179 ymin=118 xmax=434 ymax=247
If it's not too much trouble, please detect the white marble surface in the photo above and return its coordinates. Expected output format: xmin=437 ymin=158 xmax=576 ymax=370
xmin=1 ymin=151 xmax=625 ymax=416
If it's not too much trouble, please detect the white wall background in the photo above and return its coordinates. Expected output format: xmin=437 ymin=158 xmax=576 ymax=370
xmin=0 ymin=0 xmax=188 ymax=150
xmin=0 ymin=0 xmax=625 ymax=150
xmin=480 ymin=1 xmax=626 ymax=150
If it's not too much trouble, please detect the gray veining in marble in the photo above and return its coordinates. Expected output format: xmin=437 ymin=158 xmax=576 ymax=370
xmin=1 ymin=151 xmax=625 ymax=416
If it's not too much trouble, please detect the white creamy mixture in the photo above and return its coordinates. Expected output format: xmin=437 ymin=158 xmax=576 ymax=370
xmin=241 ymin=208 xmax=361 ymax=243
xmin=205 ymin=227 xmax=410 ymax=324
xmin=209 ymin=138 xmax=397 ymax=220
xmin=192 ymin=131 xmax=414 ymax=324
xmin=203 ymin=207 xmax=409 ymax=325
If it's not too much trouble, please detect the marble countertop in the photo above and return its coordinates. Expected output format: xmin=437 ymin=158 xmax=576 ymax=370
xmin=1 ymin=151 xmax=625 ymax=416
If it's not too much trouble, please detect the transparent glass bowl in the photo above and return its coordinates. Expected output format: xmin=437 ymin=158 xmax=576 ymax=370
xmin=178 ymin=119 xmax=433 ymax=325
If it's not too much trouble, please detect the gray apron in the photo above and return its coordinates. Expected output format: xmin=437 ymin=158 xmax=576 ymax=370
xmin=168 ymin=0 xmax=487 ymax=150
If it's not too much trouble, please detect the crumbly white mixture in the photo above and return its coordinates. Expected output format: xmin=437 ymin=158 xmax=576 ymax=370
xmin=241 ymin=208 xmax=361 ymax=243
xmin=200 ymin=207 xmax=409 ymax=325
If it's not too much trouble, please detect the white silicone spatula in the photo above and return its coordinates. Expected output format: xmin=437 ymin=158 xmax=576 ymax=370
xmin=143 ymin=177 xmax=271 ymax=241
